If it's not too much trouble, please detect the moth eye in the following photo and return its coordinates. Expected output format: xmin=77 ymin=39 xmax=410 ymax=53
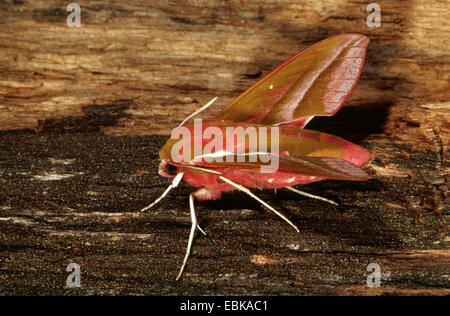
xmin=158 ymin=160 xmax=178 ymax=176
xmin=166 ymin=163 xmax=178 ymax=175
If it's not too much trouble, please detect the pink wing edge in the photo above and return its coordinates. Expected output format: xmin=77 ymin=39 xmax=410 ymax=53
xmin=213 ymin=33 xmax=370 ymax=129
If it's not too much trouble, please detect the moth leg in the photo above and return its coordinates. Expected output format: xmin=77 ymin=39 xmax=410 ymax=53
xmin=176 ymin=192 xmax=201 ymax=281
xmin=285 ymin=186 xmax=338 ymax=206
xmin=140 ymin=172 xmax=184 ymax=212
xmin=218 ymin=176 xmax=299 ymax=233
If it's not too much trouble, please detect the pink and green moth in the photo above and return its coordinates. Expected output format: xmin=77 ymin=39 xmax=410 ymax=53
xmin=141 ymin=34 xmax=372 ymax=280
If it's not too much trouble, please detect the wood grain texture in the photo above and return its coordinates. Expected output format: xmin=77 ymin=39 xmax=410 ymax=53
xmin=0 ymin=0 xmax=448 ymax=295
xmin=0 ymin=132 xmax=448 ymax=295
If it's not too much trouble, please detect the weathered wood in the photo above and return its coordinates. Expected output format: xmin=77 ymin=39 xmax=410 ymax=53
xmin=0 ymin=132 xmax=448 ymax=295
xmin=0 ymin=1 xmax=449 ymax=136
xmin=0 ymin=0 xmax=448 ymax=295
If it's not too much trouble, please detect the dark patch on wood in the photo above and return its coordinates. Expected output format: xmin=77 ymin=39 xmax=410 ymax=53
xmin=32 ymin=8 xmax=67 ymax=23
xmin=306 ymin=103 xmax=391 ymax=143
xmin=169 ymin=16 xmax=214 ymax=26
xmin=243 ymin=70 xmax=262 ymax=79
xmin=37 ymin=104 xmax=130 ymax=133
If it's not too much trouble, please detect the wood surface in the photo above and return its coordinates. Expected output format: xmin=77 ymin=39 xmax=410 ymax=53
xmin=0 ymin=0 xmax=448 ymax=295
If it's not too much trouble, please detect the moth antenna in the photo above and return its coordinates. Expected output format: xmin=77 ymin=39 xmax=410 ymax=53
xmin=285 ymin=186 xmax=338 ymax=206
xmin=218 ymin=176 xmax=299 ymax=233
xmin=176 ymin=192 xmax=201 ymax=281
xmin=177 ymin=96 xmax=218 ymax=128
xmin=140 ymin=172 xmax=184 ymax=212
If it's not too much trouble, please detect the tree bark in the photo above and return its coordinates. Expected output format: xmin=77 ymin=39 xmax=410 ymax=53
xmin=0 ymin=0 xmax=448 ymax=295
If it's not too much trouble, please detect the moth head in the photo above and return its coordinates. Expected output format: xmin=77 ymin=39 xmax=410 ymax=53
xmin=158 ymin=159 xmax=178 ymax=178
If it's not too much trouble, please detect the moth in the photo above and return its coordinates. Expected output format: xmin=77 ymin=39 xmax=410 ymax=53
xmin=142 ymin=34 xmax=371 ymax=280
